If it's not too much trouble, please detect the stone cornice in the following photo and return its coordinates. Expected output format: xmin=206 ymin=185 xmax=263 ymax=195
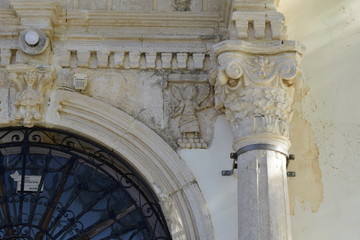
xmin=0 ymin=8 xmax=228 ymax=41
xmin=232 ymin=1 xmax=276 ymax=11
xmin=59 ymin=10 xmax=226 ymax=39
xmin=214 ymin=40 xmax=305 ymax=56
xmin=10 ymin=1 xmax=61 ymax=35
xmin=0 ymin=44 xmax=212 ymax=70
xmin=62 ymin=10 xmax=221 ymax=24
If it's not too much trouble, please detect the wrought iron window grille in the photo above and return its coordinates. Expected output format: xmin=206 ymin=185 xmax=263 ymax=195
xmin=0 ymin=127 xmax=172 ymax=240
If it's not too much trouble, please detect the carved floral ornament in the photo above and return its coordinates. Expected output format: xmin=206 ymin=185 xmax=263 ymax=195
xmin=6 ymin=64 xmax=56 ymax=128
xmin=211 ymin=41 xmax=305 ymax=150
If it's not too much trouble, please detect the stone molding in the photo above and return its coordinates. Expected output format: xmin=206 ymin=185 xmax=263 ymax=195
xmin=0 ymin=87 xmax=215 ymax=239
xmin=0 ymin=48 xmax=12 ymax=66
xmin=8 ymin=0 xmax=226 ymax=13
xmin=6 ymin=64 xmax=56 ymax=128
xmin=49 ymin=90 xmax=214 ymax=240
xmin=59 ymin=10 xmax=227 ymax=38
xmin=2 ymin=0 xmax=230 ymax=14
xmin=212 ymin=40 xmax=304 ymax=150
xmin=0 ymin=47 xmax=210 ymax=70
xmin=231 ymin=11 xmax=286 ymax=40
xmin=58 ymin=49 xmax=209 ymax=70
xmin=229 ymin=0 xmax=286 ymax=41
xmin=232 ymin=0 xmax=276 ymax=10
xmin=0 ymin=72 xmax=217 ymax=240
xmin=10 ymin=0 xmax=61 ymax=36
xmin=0 ymin=5 xmax=229 ymax=40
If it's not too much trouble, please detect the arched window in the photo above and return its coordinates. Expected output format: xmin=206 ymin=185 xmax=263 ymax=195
xmin=0 ymin=127 xmax=172 ymax=240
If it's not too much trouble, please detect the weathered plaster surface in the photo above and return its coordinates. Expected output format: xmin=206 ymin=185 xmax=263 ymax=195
xmin=288 ymin=113 xmax=322 ymax=214
xmin=280 ymin=0 xmax=360 ymax=239
xmin=179 ymin=115 xmax=237 ymax=240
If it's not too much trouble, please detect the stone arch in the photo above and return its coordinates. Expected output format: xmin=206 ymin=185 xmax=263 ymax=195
xmin=38 ymin=89 xmax=214 ymax=240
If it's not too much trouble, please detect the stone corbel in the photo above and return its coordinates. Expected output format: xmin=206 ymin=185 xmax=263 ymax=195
xmin=212 ymin=40 xmax=304 ymax=150
xmin=6 ymin=64 xmax=56 ymax=128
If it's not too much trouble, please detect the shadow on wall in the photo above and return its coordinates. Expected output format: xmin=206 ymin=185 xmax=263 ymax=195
xmin=288 ymin=112 xmax=323 ymax=214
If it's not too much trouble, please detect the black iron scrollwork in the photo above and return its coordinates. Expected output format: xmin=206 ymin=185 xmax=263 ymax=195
xmin=0 ymin=127 xmax=171 ymax=240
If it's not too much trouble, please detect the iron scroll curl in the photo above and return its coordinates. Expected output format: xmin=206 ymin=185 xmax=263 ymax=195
xmin=0 ymin=127 xmax=172 ymax=240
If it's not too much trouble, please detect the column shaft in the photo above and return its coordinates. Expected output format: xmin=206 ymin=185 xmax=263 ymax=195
xmin=238 ymin=150 xmax=291 ymax=240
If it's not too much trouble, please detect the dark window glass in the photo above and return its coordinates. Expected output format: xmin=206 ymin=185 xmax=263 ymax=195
xmin=0 ymin=127 xmax=171 ymax=240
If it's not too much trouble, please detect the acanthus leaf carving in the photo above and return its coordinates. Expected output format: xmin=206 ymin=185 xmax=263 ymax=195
xmin=6 ymin=64 xmax=56 ymax=128
xmin=212 ymin=41 xmax=303 ymax=150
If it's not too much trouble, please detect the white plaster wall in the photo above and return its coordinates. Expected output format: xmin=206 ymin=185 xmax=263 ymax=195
xmin=279 ymin=0 xmax=360 ymax=239
xmin=179 ymin=115 xmax=238 ymax=240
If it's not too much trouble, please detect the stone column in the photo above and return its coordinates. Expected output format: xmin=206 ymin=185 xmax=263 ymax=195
xmin=212 ymin=1 xmax=304 ymax=239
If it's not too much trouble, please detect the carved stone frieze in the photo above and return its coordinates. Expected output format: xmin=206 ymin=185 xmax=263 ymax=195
xmin=6 ymin=64 xmax=56 ymax=128
xmin=170 ymin=84 xmax=212 ymax=148
xmin=212 ymin=41 xmax=304 ymax=150
xmin=166 ymin=75 xmax=214 ymax=149
xmin=174 ymin=0 xmax=191 ymax=12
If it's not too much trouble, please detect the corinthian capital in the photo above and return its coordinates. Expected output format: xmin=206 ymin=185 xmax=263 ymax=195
xmin=212 ymin=40 xmax=304 ymax=150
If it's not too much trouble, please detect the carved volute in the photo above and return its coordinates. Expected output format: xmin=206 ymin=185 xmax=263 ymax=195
xmin=212 ymin=2 xmax=305 ymax=239
xmin=212 ymin=41 xmax=304 ymax=150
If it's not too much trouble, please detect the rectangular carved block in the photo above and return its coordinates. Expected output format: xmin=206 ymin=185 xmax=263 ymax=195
xmin=0 ymin=48 xmax=11 ymax=66
xmin=161 ymin=53 xmax=172 ymax=69
xmin=145 ymin=52 xmax=157 ymax=69
xmin=177 ymin=53 xmax=188 ymax=69
xmin=77 ymin=50 xmax=90 ymax=68
xmin=58 ymin=50 xmax=71 ymax=68
xmin=129 ymin=52 xmax=140 ymax=69
xmin=113 ymin=51 xmax=124 ymax=68
xmin=97 ymin=51 xmax=109 ymax=68
xmin=193 ymin=53 xmax=205 ymax=69
xmin=0 ymin=89 xmax=9 ymax=124
xmin=254 ymin=20 xmax=266 ymax=39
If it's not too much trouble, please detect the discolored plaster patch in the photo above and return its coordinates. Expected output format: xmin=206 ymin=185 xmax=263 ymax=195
xmin=288 ymin=113 xmax=323 ymax=214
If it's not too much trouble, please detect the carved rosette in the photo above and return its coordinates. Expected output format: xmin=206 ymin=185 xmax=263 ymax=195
xmin=212 ymin=40 xmax=304 ymax=150
xmin=6 ymin=64 xmax=56 ymax=128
